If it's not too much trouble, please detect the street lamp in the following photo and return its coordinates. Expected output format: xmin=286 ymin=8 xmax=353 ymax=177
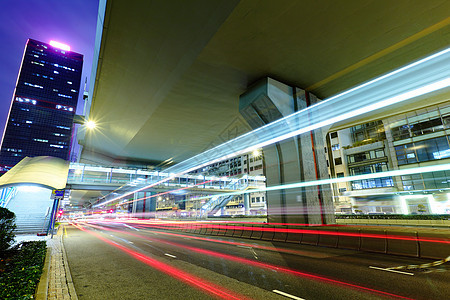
xmin=86 ymin=120 xmax=96 ymax=129
xmin=252 ymin=149 xmax=261 ymax=157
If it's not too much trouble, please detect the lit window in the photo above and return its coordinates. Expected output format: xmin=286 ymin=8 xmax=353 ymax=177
xmin=50 ymin=144 xmax=64 ymax=148
xmin=33 ymin=139 xmax=48 ymax=143
xmin=54 ymin=70 xmax=59 ymax=74
xmin=67 ymin=81 xmax=72 ymax=84
xmin=24 ymin=82 xmax=43 ymax=89
xmin=433 ymin=149 xmax=450 ymax=159
xmin=406 ymin=153 xmax=415 ymax=159
xmin=55 ymin=104 xmax=74 ymax=111
xmin=25 ymin=120 xmax=33 ymax=124
xmin=16 ymin=96 xmax=37 ymax=105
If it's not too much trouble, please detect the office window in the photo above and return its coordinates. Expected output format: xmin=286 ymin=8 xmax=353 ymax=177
xmin=409 ymin=118 xmax=444 ymax=137
xmin=331 ymin=144 xmax=340 ymax=151
xmin=334 ymin=157 xmax=342 ymax=165
xmin=396 ymin=137 xmax=450 ymax=165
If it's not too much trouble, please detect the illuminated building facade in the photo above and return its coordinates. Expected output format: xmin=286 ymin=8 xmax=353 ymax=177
xmin=187 ymin=151 xmax=267 ymax=216
xmin=0 ymin=39 xmax=83 ymax=173
xmin=327 ymin=103 xmax=450 ymax=214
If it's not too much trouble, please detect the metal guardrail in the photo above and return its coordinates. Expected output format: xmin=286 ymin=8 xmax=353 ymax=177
xmin=0 ymin=187 xmax=17 ymax=208
xmin=336 ymin=218 xmax=450 ymax=227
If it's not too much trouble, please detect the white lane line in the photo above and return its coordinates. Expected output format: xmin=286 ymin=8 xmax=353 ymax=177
xmin=369 ymin=266 xmax=414 ymax=276
xmin=123 ymin=224 xmax=140 ymax=231
xmin=272 ymin=289 xmax=305 ymax=300
xmin=164 ymin=253 xmax=177 ymax=259
xmin=237 ymin=245 xmax=252 ymax=249
xmin=251 ymin=248 xmax=259 ymax=260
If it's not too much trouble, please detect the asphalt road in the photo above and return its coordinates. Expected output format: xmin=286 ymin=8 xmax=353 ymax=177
xmin=63 ymin=220 xmax=450 ymax=300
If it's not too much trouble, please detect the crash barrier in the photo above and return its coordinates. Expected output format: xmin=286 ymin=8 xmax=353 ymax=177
xmin=144 ymin=221 xmax=449 ymax=260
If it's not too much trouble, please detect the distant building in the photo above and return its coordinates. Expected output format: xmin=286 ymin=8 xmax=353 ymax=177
xmin=188 ymin=150 xmax=266 ymax=215
xmin=327 ymin=103 xmax=450 ymax=214
xmin=0 ymin=39 xmax=83 ymax=173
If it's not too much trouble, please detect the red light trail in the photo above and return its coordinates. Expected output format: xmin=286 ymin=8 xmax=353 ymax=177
xmin=72 ymin=222 xmax=249 ymax=300
xmin=115 ymin=219 xmax=450 ymax=245
xmin=78 ymin=222 xmax=415 ymax=299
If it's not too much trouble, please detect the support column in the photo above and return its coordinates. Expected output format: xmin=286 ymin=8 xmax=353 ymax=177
xmin=244 ymin=193 xmax=250 ymax=215
xmin=132 ymin=192 xmax=137 ymax=215
xmin=239 ymin=77 xmax=335 ymax=225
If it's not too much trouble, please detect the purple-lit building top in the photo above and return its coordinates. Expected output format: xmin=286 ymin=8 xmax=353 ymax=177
xmin=0 ymin=39 xmax=83 ymax=173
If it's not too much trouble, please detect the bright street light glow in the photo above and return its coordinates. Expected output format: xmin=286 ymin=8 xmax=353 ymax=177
xmin=252 ymin=149 xmax=261 ymax=157
xmin=86 ymin=120 xmax=96 ymax=129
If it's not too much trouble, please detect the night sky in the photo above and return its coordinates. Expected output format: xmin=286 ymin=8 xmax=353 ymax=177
xmin=0 ymin=0 xmax=99 ymax=136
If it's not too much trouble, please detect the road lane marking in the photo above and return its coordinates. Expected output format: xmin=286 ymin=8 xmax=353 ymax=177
xmin=123 ymin=224 xmax=140 ymax=231
xmin=272 ymin=289 xmax=305 ymax=300
xmin=164 ymin=253 xmax=177 ymax=259
xmin=251 ymin=248 xmax=259 ymax=260
xmin=237 ymin=245 xmax=252 ymax=249
xmin=369 ymin=266 xmax=414 ymax=276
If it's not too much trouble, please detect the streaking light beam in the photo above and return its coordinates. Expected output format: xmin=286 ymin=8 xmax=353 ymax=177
xmin=95 ymin=47 xmax=450 ymax=207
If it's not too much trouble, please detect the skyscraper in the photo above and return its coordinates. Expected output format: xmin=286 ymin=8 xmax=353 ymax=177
xmin=0 ymin=39 xmax=83 ymax=173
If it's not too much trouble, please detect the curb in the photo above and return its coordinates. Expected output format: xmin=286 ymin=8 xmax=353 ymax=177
xmin=35 ymin=246 xmax=52 ymax=300
xmin=61 ymin=225 xmax=78 ymax=300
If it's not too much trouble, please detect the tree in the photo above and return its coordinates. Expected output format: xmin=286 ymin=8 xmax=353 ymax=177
xmin=417 ymin=204 xmax=427 ymax=214
xmin=0 ymin=207 xmax=16 ymax=255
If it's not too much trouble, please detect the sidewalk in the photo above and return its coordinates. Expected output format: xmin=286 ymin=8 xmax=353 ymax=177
xmin=35 ymin=226 xmax=77 ymax=300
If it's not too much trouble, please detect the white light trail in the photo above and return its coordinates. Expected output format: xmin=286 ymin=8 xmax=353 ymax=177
xmin=192 ymin=163 xmax=450 ymax=201
xmin=95 ymin=47 xmax=450 ymax=207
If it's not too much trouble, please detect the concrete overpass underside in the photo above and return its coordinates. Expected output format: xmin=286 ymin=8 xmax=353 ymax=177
xmin=76 ymin=0 xmax=450 ymax=221
xmin=81 ymin=0 xmax=450 ymax=166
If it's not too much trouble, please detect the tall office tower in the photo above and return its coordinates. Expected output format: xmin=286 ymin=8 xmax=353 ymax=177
xmin=0 ymin=39 xmax=83 ymax=173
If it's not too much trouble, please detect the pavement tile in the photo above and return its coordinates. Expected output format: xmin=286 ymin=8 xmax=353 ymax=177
xmin=44 ymin=227 xmax=78 ymax=300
